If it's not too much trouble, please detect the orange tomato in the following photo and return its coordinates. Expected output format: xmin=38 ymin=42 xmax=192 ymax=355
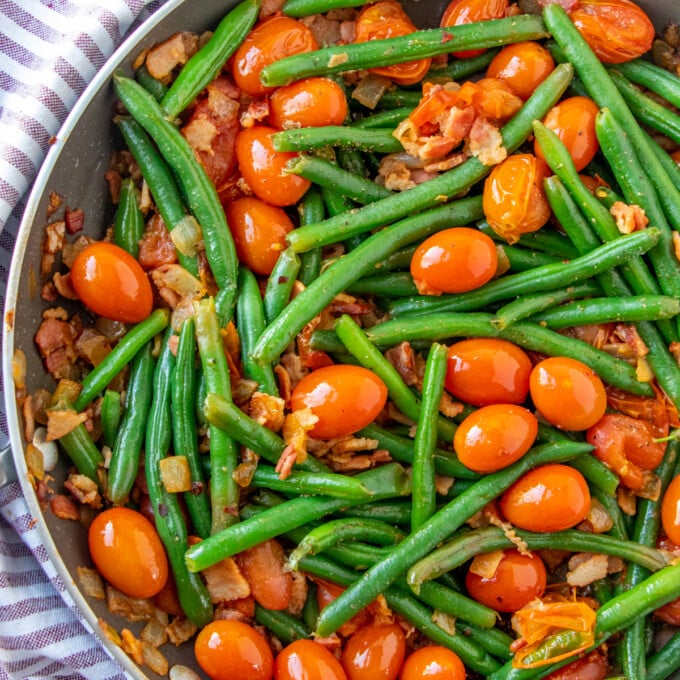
xmin=445 ymin=338 xmax=532 ymax=406
xmin=231 ymin=16 xmax=318 ymax=97
xmin=410 ymin=227 xmax=498 ymax=295
xmin=269 ymin=77 xmax=348 ymax=129
xmin=399 ymin=646 xmax=466 ymax=680
xmin=465 ymin=549 xmax=546 ymax=612
xmin=236 ymin=539 xmax=292 ymax=611
xmin=88 ymin=507 xmax=168 ymax=599
xmin=662 ymin=475 xmax=680 ymax=545
xmin=529 ymin=356 xmax=607 ymax=431
xmin=354 ymin=0 xmax=431 ymax=85
xmin=290 ymin=365 xmax=388 ymax=439
xmin=225 ymin=196 xmax=294 ymax=275
xmin=454 ymin=403 xmax=538 ymax=473
xmin=235 ymin=125 xmax=311 ymax=207
xmin=440 ymin=0 xmax=509 ymax=58
xmin=482 ymin=153 xmax=552 ymax=244
xmin=70 ymin=242 xmax=153 ymax=323
xmin=535 ymin=96 xmax=600 ymax=172
xmin=486 ymin=41 xmax=555 ymax=100
xmin=341 ymin=624 xmax=406 ymax=680
xmin=500 ymin=464 xmax=591 ymax=532
xmin=275 ymin=639 xmax=348 ymax=680
xmin=195 ymin=620 xmax=274 ymax=680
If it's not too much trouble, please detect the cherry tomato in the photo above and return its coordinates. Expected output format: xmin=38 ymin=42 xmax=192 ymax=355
xmin=341 ymin=624 xmax=405 ymax=680
xmin=529 ymin=356 xmax=607 ymax=431
xmin=231 ymin=16 xmax=318 ymax=97
xmin=236 ymin=539 xmax=292 ymax=611
xmin=195 ymin=620 xmax=274 ymax=680
xmin=465 ymin=549 xmax=546 ymax=613
xmin=445 ymin=338 xmax=532 ymax=406
xmin=399 ymin=646 xmax=466 ymax=680
xmin=269 ymin=77 xmax=348 ymax=130
xmin=410 ymin=227 xmax=498 ymax=295
xmin=500 ymin=464 xmax=591 ymax=532
xmin=662 ymin=474 xmax=680 ymax=546
xmin=568 ymin=0 xmax=654 ymax=65
xmin=225 ymin=196 xmax=294 ymax=275
xmin=275 ymin=639 xmax=348 ymax=680
xmin=88 ymin=507 xmax=168 ymax=599
xmin=534 ymin=96 xmax=600 ymax=172
xmin=315 ymin=579 xmax=371 ymax=633
xmin=654 ymin=593 xmax=680 ymax=626
xmin=70 ymin=242 xmax=153 ymax=323
xmin=454 ymin=403 xmax=538 ymax=473
xmin=290 ymin=364 xmax=388 ymax=440
xmin=354 ymin=0 xmax=431 ymax=85
xmin=235 ymin=125 xmax=311 ymax=207
xmin=440 ymin=0 xmax=509 ymax=58
xmin=482 ymin=153 xmax=552 ymax=244
xmin=545 ymin=649 xmax=608 ymax=680
xmin=486 ymin=41 xmax=555 ymax=100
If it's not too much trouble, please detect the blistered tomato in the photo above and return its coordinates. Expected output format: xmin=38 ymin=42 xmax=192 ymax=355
xmin=225 ymin=196 xmax=294 ymax=275
xmin=486 ymin=41 xmax=555 ymax=100
xmin=399 ymin=646 xmax=466 ymax=680
xmin=410 ymin=227 xmax=498 ymax=295
xmin=195 ymin=620 xmax=274 ymax=680
xmin=440 ymin=0 xmax=509 ymax=58
xmin=236 ymin=539 xmax=292 ymax=611
xmin=290 ymin=365 xmax=388 ymax=439
xmin=235 ymin=126 xmax=311 ymax=207
xmin=70 ymin=242 xmax=153 ymax=323
xmin=88 ymin=507 xmax=168 ymax=599
xmin=500 ymin=464 xmax=591 ymax=532
xmin=465 ymin=549 xmax=547 ymax=613
xmin=341 ymin=624 xmax=406 ymax=680
xmin=530 ymin=356 xmax=607 ymax=431
xmin=275 ymin=639 xmax=348 ymax=680
xmin=662 ymin=475 xmax=680 ymax=545
xmin=231 ymin=16 xmax=318 ymax=97
xmin=270 ymin=77 xmax=348 ymax=129
xmin=445 ymin=338 xmax=532 ymax=406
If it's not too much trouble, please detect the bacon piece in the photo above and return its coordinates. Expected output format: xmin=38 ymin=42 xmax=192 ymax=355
xmin=467 ymin=115 xmax=506 ymax=166
xmin=64 ymin=207 xmax=85 ymax=234
xmin=75 ymin=327 xmax=112 ymax=367
xmin=248 ymin=392 xmax=286 ymax=432
xmin=138 ymin=214 xmax=177 ymax=270
xmin=145 ymin=32 xmax=199 ymax=83
xmin=385 ymin=342 xmax=418 ymax=386
xmin=50 ymin=494 xmax=80 ymax=520
xmin=64 ymin=473 xmax=102 ymax=508
xmin=610 ymin=201 xmax=648 ymax=234
xmin=35 ymin=317 xmax=78 ymax=379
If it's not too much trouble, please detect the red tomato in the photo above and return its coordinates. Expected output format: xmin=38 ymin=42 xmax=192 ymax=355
xmin=354 ymin=0 xmax=431 ymax=85
xmin=529 ymin=356 xmax=607 ymax=431
xmin=410 ymin=227 xmax=498 ymax=295
xmin=269 ymin=78 xmax=348 ymax=129
xmin=486 ymin=41 xmax=555 ymax=100
xmin=545 ymin=649 xmax=609 ymax=680
xmin=88 ymin=507 xmax=168 ymax=599
xmin=465 ymin=549 xmax=546 ymax=613
xmin=662 ymin=475 xmax=680 ymax=546
xmin=654 ymin=593 xmax=680 ymax=626
xmin=399 ymin=646 xmax=466 ymax=680
xmin=70 ymin=242 xmax=153 ymax=323
xmin=236 ymin=539 xmax=292 ymax=611
xmin=445 ymin=338 xmax=532 ymax=406
xmin=454 ymin=403 xmax=538 ymax=473
xmin=440 ymin=0 xmax=509 ymax=58
xmin=235 ymin=126 xmax=311 ymax=207
xmin=195 ymin=620 xmax=274 ymax=680
xmin=315 ymin=579 xmax=371 ymax=634
xmin=341 ymin=624 xmax=406 ymax=680
xmin=535 ymin=96 xmax=600 ymax=172
xmin=482 ymin=153 xmax=552 ymax=244
xmin=225 ymin=196 xmax=294 ymax=275
xmin=290 ymin=364 xmax=388 ymax=439
xmin=500 ymin=464 xmax=591 ymax=532
xmin=275 ymin=639 xmax=348 ymax=680
xmin=231 ymin=16 xmax=318 ymax=97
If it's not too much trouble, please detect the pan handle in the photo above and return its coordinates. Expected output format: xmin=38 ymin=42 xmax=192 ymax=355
xmin=0 ymin=443 xmax=18 ymax=488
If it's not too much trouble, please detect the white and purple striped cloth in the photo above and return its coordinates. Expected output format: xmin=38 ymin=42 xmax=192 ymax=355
xmin=0 ymin=2 xmax=167 ymax=677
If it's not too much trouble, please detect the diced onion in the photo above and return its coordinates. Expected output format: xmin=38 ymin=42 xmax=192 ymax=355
xmin=171 ymin=215 xmax=203 ymax=257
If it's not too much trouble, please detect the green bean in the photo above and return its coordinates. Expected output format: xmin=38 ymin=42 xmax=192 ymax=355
xmin=99 ymin=390 xmax=121 ymax=448
xmin=113 ymin=178 xmax=144 ymax=258
xmin=107 ymin=342 xmax=155 ymax=506
xmin=297 ymin=187 xmax=324 ymax=286
xmin=569 ymin=455 xmax=619 ymax=498
xmin=73 ymin=308 xmax=169 ymax=412
xmin=478 ymin=221 xmax=580 ymax=260
xmin=457 ymin=622 xmax=513 ymax=661
xmin=347 ymin=272 xmax=417 ymax=297
xmin=335 ymin=499 xmax=413 ymax=526
xmin=351 ymin=107 xmax=413 ymax=129
xmin=372 ymin=244 xmax=418 ymax=273
xmin=645 ymin=128 xmax=680 ymax=190
xmin=647 ymin=630 xmax=680 ymax=680
xmin=498 ymin=244 xmax=562 ymax=271
xmin=261 ymin=15 xmax=548 ymax=86
xmin=615 ymin=58 xmax=680 ymax=110
xmin=302 ymin=581 xmax=319 ymax=632
xmin=160 ymin=0 xmax=259 ymax=118
xmin=56 ymin=422 xmax=103 ymax=483
xmin=253 ymin=604 xmax=309 ymax=644
xmin=376 ymin=89 xmax=423 ymax=109
xmin=263 ymin=248 xmax=301 ymax=327
xmin=134 ymin=64 xmax=167 ymax=101
xmin=274 ymin=126 xmax=403 ymax=154
xmin=427 ymin=49 xmax=499 ymax=82
xmin=282 ymin=0 xmax=364 ymax=16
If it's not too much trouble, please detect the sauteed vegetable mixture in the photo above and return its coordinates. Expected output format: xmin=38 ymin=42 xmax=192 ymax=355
xmin=17 ymin=0 xmax=680 ymax=677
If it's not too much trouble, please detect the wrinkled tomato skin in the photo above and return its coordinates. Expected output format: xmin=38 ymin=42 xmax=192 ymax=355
xmin=88 ymin=507 xmax=168 ymax=600
xmin=235 ymin=126 xmax=311 ymax=207
xmin=341 ymin=624 xmax=405 ymax=680
xmin=662 ymin=475 xmax=680 ymax=546
xmin=500 ymin=464 xmax=591 ymax=532
xmin=465 ymin=549 xmax=547 ymax=613
xmin=231 ymin=16 xmax=318 ymax=97
xmin=275 ymin=639 xmax=348 ymax=680
xmin=486 ymin=41 xmax=555 ymax=100
xmin=269 ymin=77 xmax=348 ymax=129
xmin=195 ymin=620 xmax=274 ymax=680
xmin=236 ymin=539 xmax=292 ymax=611
xmin=290 ymin=364 xmax=388 ymax=440
xmin=410 ymin=227 xmax=498 ymax=295
xmin=544 ymin=649 xmax=609 ymax=680
xmin=399 ymin=646 xmax=466 ymax=680
xmin=70 ymin=242 xmax=153 ymax=324
xmin=445 ymin=338 xmax=532 ymax=406
xmin=441 ymin=0 xmax=509 ymax=58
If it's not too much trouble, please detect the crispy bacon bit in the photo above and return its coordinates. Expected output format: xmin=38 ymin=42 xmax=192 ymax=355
xmin=46 ymin=408 xmax=87 ymax=441
xmin=43 ymin=219 xmax=66 ymax=256
xmin=439 ymin=392 xmax=465 ymax=419
xmin=62 ymin=234 xmax=93 ymax=269
xmin=279 ymin=352 xmax=308 ymax=395
xmin=467 ymin=115 xmax=506 ymax=166
xmin=50 ymin=494 xmax=80 ymax=520
xmin=240 ymin=98 xmax=271 ymax=128
xmin=106 ymin=586 xmax=156 ymax=622
xmin=64 ymin=207 xmax=85 ymax=234
xmin=259 ymin=0 xmax=285 ymax=17
xmin=202 ymin=556 xmax=251 ymax=603
xmin=278 ymin=408 xmax=318 ymax=477
xmin=233 ymin=448 xmax=259 ymax=488
xmin=47 ymin=191 xmax=63 ymax=218
xmin=64 ymin=473 xmax=102 ymax=508
xmin=300 ymin=14 xmax=344 ymax=47
xmin=566 ymin=553 xmax=609 ymax=587
xmin=610 ymin=201 xmax=648 ymax=234
xmin=386 ymin=342 xmax=418 ymax=386
xmin=286 ymin=571 xmax=309 ymax=617
xmin=138 ymin=214 xmax=178 ymax=270
xmin=121 ymin=628 xmax=145 ymax=665
xmin=145 ymin=32 xmax=199 ymax=82
xmin=75 ymin=327 xmax=112 ymax=367
xmin=248 ymin=392 xmax=286 ymax=432
xmin=52 ymin=271 xmax=78 ymax=300
xmin=151 ymin=263 xmax=206 ymax=308
xmin=165 ymin=618 xmax=198 ymax=646
xmin=322 ymin=446 xmax=391 ymax=473
xmin=232 ymin=378 xmax=259 ymax=406
xmin=215 ymin=596 xmax=256 ymax=622
xmin=275 ymin=364 xmax=293 ymax=403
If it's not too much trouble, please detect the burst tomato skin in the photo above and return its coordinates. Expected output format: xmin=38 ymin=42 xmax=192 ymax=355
xmin=290 ymin=365 xmax=388 ymax=439
xmin=399 ymin=646 xmax=466 ymax=680
xmin=500 ymin=464 xmax=591 ymax=532
xmin=195 ymin=620 xmax=274 ymax=680
xmin=88 ymin=507 xmax=168 ymax=599
xmin=275 ymin=639 xmax=348 ymax=680
xmin=662 ymin=475 xmax=680 ymax=546
xmin=341 ymin=624 xmax=406 ymax=680
xmin=441 ymin=0 xmax=509 ymax=58
xmin=269 ymin=77 xmax=348 ymax=129
xmin=486 ymin=41 xmax=555 ymax=100
xmin=70 ymin=242 xmax=153 ymax=323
